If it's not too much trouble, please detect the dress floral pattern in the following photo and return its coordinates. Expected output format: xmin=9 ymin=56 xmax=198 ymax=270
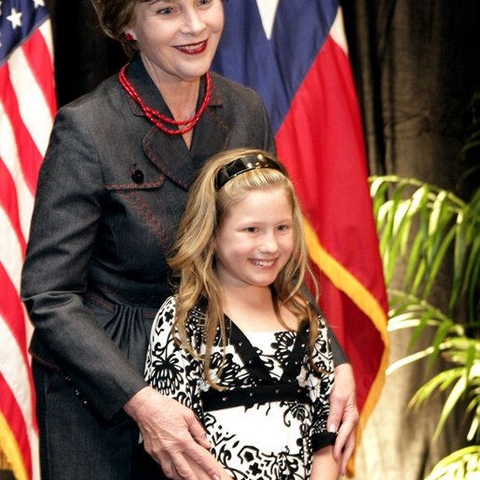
xmin=145 ymin=296 xmax=335 ymax=480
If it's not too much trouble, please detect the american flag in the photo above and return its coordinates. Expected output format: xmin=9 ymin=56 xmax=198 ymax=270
xmin=0 ymin=1 xmax=56 ymax=479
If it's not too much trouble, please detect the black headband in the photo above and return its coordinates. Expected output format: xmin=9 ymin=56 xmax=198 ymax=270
xmin=215 ymin=153 xmax=287 ymax=190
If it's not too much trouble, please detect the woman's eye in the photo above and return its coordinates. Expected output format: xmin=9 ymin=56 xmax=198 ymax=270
xmin=158 ymin=6 xmax=174 ymax=15
xmin=245 ymin=227 xmax=257 ymax=233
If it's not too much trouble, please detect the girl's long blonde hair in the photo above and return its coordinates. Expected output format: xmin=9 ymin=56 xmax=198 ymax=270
xmin=168 ymin=148 xmax=321 ymax=389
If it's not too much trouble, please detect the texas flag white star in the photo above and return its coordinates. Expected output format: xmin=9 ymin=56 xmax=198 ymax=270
xmin=7 ymin=7 xmax=23 ymax=29
xmin=256 ymin=0 xmax=279 ymax=40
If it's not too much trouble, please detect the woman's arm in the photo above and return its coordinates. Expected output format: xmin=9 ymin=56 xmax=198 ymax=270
xmin=21 ymin=106 xmax=147 ymax=420
xmin=124 ymin=386 xmax=224 ymax=480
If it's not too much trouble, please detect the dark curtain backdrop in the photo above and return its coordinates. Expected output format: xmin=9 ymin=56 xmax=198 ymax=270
xmin=42 ymin=1 xmax=480 ymax=479
xmin=339 ymin=4 xmax=480 ymax=479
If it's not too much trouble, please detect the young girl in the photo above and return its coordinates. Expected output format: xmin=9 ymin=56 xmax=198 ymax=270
xmin=144 ymin=148 xmax=339 ymax=480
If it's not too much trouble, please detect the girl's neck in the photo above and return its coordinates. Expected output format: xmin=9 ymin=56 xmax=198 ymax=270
xmin=222 ymin=285 xmax=297 ymax=332
xmin=222 ymin=283 xmax=272 ymax=308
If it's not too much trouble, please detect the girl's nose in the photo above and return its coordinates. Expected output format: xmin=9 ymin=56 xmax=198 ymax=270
xmin=258 ymin=232 xmax=279 ymax=253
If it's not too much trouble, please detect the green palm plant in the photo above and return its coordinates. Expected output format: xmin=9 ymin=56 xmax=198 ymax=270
xmin=369 ymin=174 xmax=480 ymax=479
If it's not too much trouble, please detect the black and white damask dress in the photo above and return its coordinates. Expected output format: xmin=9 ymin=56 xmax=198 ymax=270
xmin=144 ymin=296 xmax=336 ymax=480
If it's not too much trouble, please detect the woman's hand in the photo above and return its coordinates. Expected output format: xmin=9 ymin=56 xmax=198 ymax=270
xmin=327 ymin=363 xmax=359 ymax=476
xmin=124 ymin=386 xmax=220 ymax=480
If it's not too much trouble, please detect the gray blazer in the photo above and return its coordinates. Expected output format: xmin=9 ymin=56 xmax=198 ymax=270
xmin=21 ymin=55 xmax=276 ymax=423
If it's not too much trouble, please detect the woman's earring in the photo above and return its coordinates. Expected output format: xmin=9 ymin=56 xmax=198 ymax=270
xmin=124 ymin=32 xmax=134 ymax=42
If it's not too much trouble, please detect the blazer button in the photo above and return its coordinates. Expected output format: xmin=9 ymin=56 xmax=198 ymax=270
xmin=131 ymin=169 xmax=144 ymax=184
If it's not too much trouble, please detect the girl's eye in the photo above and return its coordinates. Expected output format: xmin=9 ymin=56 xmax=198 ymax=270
xmin=277 ymin=224 xmax=292 ymax=232
xmin=245 ymin=227 xmax=257 ymax=233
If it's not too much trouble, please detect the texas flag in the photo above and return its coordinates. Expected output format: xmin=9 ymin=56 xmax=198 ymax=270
xmin=213 ymin=1 xmax=389 ymax=473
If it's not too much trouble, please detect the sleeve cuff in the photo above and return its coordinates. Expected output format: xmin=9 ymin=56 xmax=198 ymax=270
xmin=312 ymin=431 xmax=337 ymax=451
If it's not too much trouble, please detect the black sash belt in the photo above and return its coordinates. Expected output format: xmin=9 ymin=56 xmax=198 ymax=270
xmin=201 ymin=383 xmax=308 ymax=412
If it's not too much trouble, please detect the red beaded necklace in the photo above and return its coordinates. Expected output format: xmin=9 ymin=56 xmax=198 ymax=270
xmin=119 ymin=64 xmax=212 ymax=136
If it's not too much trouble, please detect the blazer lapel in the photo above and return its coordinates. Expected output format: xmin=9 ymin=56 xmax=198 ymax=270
xmin=144 ymin=129 xmax=196 ymax=190
xmin=143 ymin=74 xmax=230 ymax=190
xmin=125 ymin=57 xmax=229 ymax=189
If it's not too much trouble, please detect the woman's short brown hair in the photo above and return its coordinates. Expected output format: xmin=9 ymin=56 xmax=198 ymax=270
xmin=90 ymin=0 xmax=147 ymax=57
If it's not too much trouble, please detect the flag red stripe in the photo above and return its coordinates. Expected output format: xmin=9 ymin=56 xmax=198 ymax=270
xmin=303 ymin=220 xmax=389 ymax=400
xmin=0 ymin=158 xmax=27 ymax=253
xmin=0 ymin=264 xmax=29 ymax=359
xmin=0 ymin=261 xmax=38 ymax=440
xmin=21 ymin=28 xmax=57 ymax=118
xmin=0 ymin=66 xmax=44 ymax=195
xmin=0 ymin=374 xmax=32 ymax=480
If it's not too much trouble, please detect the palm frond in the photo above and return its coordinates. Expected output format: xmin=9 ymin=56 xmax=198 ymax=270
xmin=369 ymin=175 xmax=480 ymax=480
xmin=424 ymin=446 xmax=480 ymax=479
xmin=369 ymin=176 xmax=479 ymax=323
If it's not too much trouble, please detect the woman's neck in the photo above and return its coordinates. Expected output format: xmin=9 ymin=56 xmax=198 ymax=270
xmin=143 ymin=56 xmax=201 ymax=148
xmin=158 ymin=80 xmax=200 ymax=121
xmin=160 ymin=81 xmax=200 ymax=149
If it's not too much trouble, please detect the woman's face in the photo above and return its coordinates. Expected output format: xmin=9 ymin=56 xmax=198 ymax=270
xmin=127 ymin=0 xmax=224 ymax=83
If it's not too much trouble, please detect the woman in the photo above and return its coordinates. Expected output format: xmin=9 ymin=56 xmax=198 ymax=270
xmin=21 ymin=1 xmax=356 ymax=479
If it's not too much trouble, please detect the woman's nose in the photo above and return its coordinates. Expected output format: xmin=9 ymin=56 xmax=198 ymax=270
xmin=181 ymin=9 xmax=206 ymax=35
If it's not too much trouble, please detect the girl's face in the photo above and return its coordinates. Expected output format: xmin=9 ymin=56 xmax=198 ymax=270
xmin=127 ymin=0 xmax=224 ymax=83
xmin=214 ymin=187 xmax=295 ymax=291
